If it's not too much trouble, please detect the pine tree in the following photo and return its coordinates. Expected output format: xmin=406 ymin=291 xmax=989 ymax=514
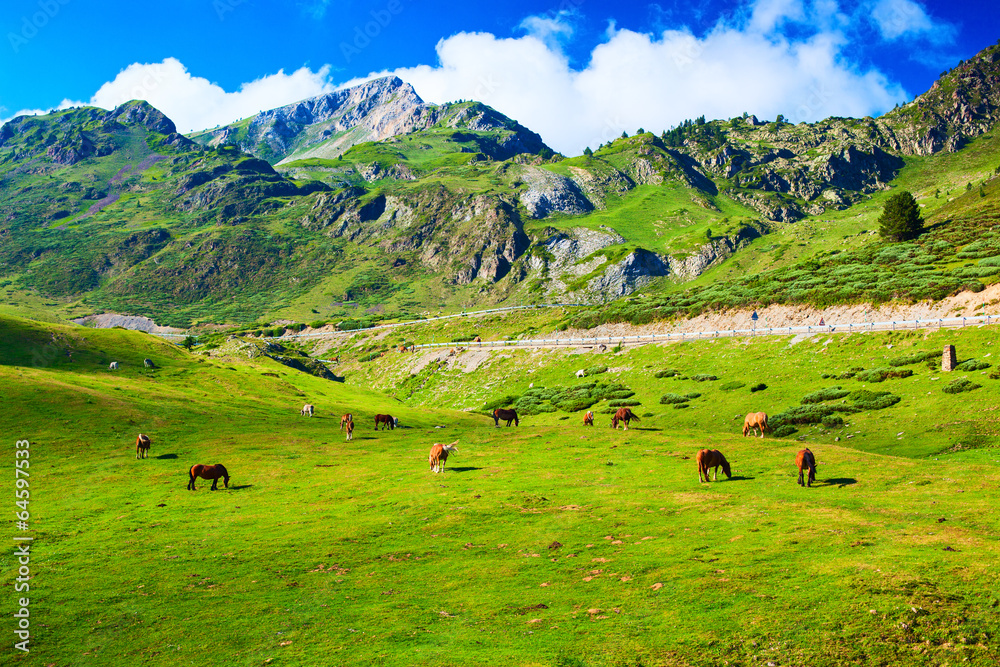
xmin=583 ymin=147 xmax=593 ymax=157
xmin=877 ymin=191 xmax=925 ymax=242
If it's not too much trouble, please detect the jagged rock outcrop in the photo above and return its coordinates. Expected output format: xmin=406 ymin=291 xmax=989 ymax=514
xmin=518 ymin=166 xmax=594 ymax=218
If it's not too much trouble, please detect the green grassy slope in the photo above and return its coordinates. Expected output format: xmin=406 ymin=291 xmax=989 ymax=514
xmin=3 ymin=315 xmax=999 ymax=665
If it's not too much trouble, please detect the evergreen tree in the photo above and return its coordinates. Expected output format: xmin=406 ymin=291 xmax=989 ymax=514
xmin=877 ymin=191 xmax=925 ymax=242
xmin=583 ymin=146 xmax=593 ymax=157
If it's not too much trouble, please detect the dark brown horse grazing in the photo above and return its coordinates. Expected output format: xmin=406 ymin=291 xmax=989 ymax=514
xmin=697 ymin=449 xmax=731 ymax=483
xmin=429 ymin=441 xmax=459 ymax=473
xmin=135 ymin=434 xmax=151 ymax=459
xmin=611 ymin=407 xmax=640 ymax=430
xmin=375 ymin=414 xmax=396 ymax=430
xmin=796 ymin=448 xmax=818 ymax=487
xmin=493 ymin=408 xmax=518 ymax=427
xmin=583 ymin=410 xmax=594 ymax=426
xmin=188 ymin=464 xmax=230 ymax=491
xmin=340 ymin=413 xmax=353 ymax=431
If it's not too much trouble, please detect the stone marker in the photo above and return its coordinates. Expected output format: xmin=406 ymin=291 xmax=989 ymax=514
xmin=942 ymin=345 xmax=957 ymax=371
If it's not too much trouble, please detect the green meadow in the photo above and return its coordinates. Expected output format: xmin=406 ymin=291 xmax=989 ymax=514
xmin=2 ymin=314 xmax=999 ymax=665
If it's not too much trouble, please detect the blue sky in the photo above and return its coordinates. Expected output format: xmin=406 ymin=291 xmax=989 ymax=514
xmin=1 ymin=0 xmax=996 ymax=154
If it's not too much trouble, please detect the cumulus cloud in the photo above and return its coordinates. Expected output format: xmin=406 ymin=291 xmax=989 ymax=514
xmin=381 ymin=6 xmax=909 ymax=156
xmin=2 ymin=58 xmax=335 ymax=133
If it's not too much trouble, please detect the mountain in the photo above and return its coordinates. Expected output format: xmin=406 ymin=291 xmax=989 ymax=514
xmin=188 ymin=75 xmax=552 ymax=164
xmin=1 ymin=42 xmax=999 ymax=328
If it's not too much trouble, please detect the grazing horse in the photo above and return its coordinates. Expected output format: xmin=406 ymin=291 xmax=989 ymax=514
xmin=742 ymin=412 xmax=769 ymax=437
xmin=697 ymin=449 xmax=732 ymax=483
xmin=340 ymin=413 xmax=353 ymax=431
xmin=135 ymin=434 xmax=151 ymax=459
xmin=109 ymin=361 xmax=119 ymax=371
xmin=187 ymin=463 xmax=230 ymax=491
xmin=429 ymin=441 xmax=459 ymax=473
xmin=583 ymin=410 xmax=594 ymax=426
xmin=374 ymin=414 xmax=395 ymax=430
xmin=345 ymin=419 xmax=354 ymax=442
xmin=493 ymin=408 xmax=519 ymax=427
xmin=300 ymin=404 xmax=314 ymax=417
xmin=611 ymin=407 xmax=640 ymax=430
xmin=796 ymin=448 xmax=818 ymax=487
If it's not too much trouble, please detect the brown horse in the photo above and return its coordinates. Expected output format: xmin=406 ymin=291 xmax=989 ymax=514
xmin=429 ymin=441 xmax=459 ymax=473
xmin=493 ymin=408 xmax=519 ymax=427
xmin=583 ymin=410 xmax=594 ymax=426
xmin=135 ymin=434 xmax=151 ymax=459
xmin=743 ymin=412 xmax=769 ymax=437
xmin=697 ymin=449 xmax=731 ymax=483
xmin=375 ymin=414 xmax=396 ymax=430
xmin=340 ymin=413 xmax=353 ymax=431
xmin=187 ymin=463 xmax=230 ymax=491
xmin=611 ymin=407 xmax=640 ymax=430
xmin=345 ymin=419 xmax=354 ymax=442
xmin=796 ymin=448 xmax=817 ymax=487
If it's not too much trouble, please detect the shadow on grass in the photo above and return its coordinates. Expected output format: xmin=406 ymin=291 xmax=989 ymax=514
xmin=819 ymin=478 xmax=857 ymax=488
xmin=446 ymin=467 xmax=482 ymax=473
xmin=156 ymin=453 xmax=178 ymax=460
xmin=227 ymin=484 xmax=253 ymax=490
xmin=727 ymin=475 xmax=755 ymax=482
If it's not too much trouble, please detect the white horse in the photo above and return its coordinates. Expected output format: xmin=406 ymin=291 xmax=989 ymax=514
xmin=300 ymin=404 xmax=314 ymax=417
xmin=109 ymin=361 xmax=119 ymax=371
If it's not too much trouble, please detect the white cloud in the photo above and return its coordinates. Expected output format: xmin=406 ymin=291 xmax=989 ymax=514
xmin=379 ymin=4 xmax=909 ymax=156
xmin=518 ymin=11 xmax=576 ymax=49
xmin=870 ymin=0 xmax=932 ymax=39
xmin=2 ymin=58 xmax=335 ymax=133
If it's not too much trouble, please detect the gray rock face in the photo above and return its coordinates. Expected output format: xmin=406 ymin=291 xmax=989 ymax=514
xmin=518 ymin=167 xmax=594 ymax=218
xmin=587 ymin=250 xmax=671 ymax=298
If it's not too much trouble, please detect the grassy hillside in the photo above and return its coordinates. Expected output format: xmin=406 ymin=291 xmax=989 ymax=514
xmin=3 ymin=315 xmax=999 ymax=665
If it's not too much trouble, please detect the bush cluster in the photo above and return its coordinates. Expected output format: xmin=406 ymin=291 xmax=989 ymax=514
xmin=848 ymin=389 xmax=901 ymax=410
xmin=801 ymin=386 xmax=851 ymax=404
xmin=720 ymin=381 xmax=746 ymax=391
xmin=772 ymin=425 xmax=798 ymax=438
xmin=943 ymin=378 xmax=981 ymax=394
xmin=888 ymin=350 xmax=939 ymax=367
xmin=855 ymin=367 xmax=913 ymax=383
xmin=584 ymin=365 xmax=608 ymax=376
xmin=691 ymin=374 xmax=718 ymax=382
xmin=654 ymin=369 xmax=679 ymax=378
xmin=492 ymin=382 xmax=636 ymax=416
xmin=750 ymin=383 xmax=767 ymax=392
xmin=954 ymin=359 xmax=991 ymax=372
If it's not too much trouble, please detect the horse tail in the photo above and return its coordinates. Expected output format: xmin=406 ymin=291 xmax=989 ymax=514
xmin=187 ymin=465 xmax=196 ymax=490
xmin=630 ymin=411 xmax=640 ymax=422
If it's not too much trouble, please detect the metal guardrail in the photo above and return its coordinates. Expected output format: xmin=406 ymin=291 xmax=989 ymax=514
xmin=411 ymin=314 xmax=997 ymax=351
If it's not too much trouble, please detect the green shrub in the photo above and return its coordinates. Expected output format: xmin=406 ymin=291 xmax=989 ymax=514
xmin=848 ymin=390 xmax=901 ymax=410
xmin=772 ymin=425 xmax=797 ymax=438
xmin=684 ymin=393 xmax=701 ymax=400
xmin=801 ymin=386 xmax=851 ymax=404
xmin=888 ymin=350 xmax=939 ymax=367
xmin=659 ymin=393 xmax=689 ymax=405
xmin=308 ymin=320 xmax=327 ymax=329
xmin=720 ymin=381 xmax=746 ymax=391
xmin=943 ymin=378 xmax=981 ymax=394
xmin=655 ymin=369 xmax=679 ymax=378
xmin=692 ymin=374 xmax=718 ymax=382
xmin=608 ymin=399 xmax=640 ymax=408
xmin=989 ymin=369 xmax=1000 ymax=380
xmin=483 ymin=394 xmax=520 ymax=411
xmin=641 ymin=412 xmax=654 ymax=418
xmin=771 ymin=405 xmax=832 ymax=425
xmin=750 ymin=383 xmax=767 ymax=392
xmin=672 ymin=403 xmax=689 ymax=409
xmin=954 ymin=359 xmax=991 ymax=372
xmin=821 ymin=415 xmax=844 ymax=428
xmin=604 ymin=389 xmax=636 ymax=400
xmin=855 ymin=367 xmax=912 ymax=383
xmin=584 ymin=365 xmax=608 ymax=376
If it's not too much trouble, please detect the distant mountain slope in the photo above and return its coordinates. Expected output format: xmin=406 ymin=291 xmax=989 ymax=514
xmin=187 ymin=75 xmax=552 ymax=164
xmin=0 ymin=43 xmax=998 ymax=327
